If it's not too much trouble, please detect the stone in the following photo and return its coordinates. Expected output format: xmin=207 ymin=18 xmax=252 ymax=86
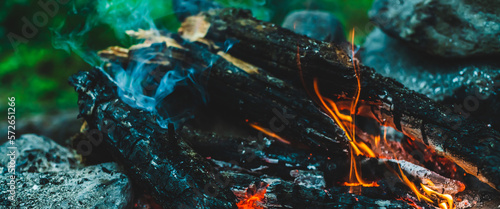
xmin=369 ymin=0 xmax=500 ymax=58
xmin=0 ymin=134 xmax=133 ymax=208
xmin=282 ymin=10 xmax=346 ymax=43
xmin=0 ymin=163 xmax=132 ymax=208
xmin=361 ymin=28 xmax=500 ymax=130
xmin=0 ymin=134 xmax=80 ymax=173
xmin=361 ymin=28 xmax=500 ymax=101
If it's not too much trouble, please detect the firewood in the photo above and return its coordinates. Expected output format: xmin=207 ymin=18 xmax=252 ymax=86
xmin=181 ymin=8 xmax=500 ymax=191
xmin=69 ymin=69 xmax=237 ymax=209
xmin=365 ymin=158 xmax=465 ymax=195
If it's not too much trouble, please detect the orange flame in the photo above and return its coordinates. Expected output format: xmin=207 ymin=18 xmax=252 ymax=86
xmin=307 ymin=28 xmax=457 ymax=208
xmin=422 ymin=183 xmax=455 ymax=209
xmin=312 ymin=29 xmax=377 ymax=189
xmin=248 ymin=123 xmax=291 ymax=145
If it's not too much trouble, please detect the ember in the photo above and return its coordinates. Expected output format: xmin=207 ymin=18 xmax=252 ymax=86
xmin=236 ymin=183 xmax=268 ymax=209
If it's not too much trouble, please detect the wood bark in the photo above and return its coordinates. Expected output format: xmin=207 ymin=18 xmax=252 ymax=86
xmin=182 ymin=8 xmax=500 ymax=190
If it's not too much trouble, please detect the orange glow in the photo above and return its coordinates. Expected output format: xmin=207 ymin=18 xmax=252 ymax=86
xmin=236 ymin=186 xmax=267 ymax=209
xmin=248 ymin=123 xmax=291 ymax=145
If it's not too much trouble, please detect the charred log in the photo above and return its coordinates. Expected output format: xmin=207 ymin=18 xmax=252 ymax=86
xmin=69 ymin=69 xmax=237 ymax=209
xmin=183 ymin=8 xmax=500 ymax=190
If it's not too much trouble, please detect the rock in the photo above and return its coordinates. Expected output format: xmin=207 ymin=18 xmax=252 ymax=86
xmin=0 ymin=135 xmax=133 ymax=208
xmin=0 ymin=163 xmax=132 ymax=208
xmin=0 ymin=110 xmax=82 ymax=146
xmin=361 ymin=28 xmax=500 ymax=100
xmin=0 ymin=134 xmax=80 ymax=173
xmin=361 ymin=28 xmax=500 ymax=130
xmin=282 ymin=10 xmax=346 ymax=43
xmin=369 ymin=0 xmax=500 ymax=58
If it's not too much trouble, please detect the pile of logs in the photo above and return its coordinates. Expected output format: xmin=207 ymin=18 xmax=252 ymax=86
xmin=70 ymin=8 xmax=500 ymax=209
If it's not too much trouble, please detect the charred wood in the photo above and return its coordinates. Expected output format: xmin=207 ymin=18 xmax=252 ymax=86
xmin=184 ymin=8 xmax=500 ymax=190
xmin=69 ymin=69 xmax=237 ymax=209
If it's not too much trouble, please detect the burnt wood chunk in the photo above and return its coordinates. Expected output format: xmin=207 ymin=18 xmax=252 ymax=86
xmin=69 ymin=69 xmax=237 ymax=209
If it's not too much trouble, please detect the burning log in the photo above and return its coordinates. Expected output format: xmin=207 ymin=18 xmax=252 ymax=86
xmin=182 ymin=8 xmax=500 ymax=191
xmin=69 ymin=69 xmax=237 ymax=209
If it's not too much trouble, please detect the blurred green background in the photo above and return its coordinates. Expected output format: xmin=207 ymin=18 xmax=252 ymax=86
xmin=0 ymin=0 xmax=373 ymax=118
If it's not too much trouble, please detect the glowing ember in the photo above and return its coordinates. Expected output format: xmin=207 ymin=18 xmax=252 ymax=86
xmin=236 ymin=183 xmax=268 ymax=209
xmin=248 ymin=122 xmax=291 ymax=145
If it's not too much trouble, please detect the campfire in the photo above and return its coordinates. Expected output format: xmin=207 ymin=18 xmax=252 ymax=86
xmin=69 ymin=8 xmax=500 ymax=209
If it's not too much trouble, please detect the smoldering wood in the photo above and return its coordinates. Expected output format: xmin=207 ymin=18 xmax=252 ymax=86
xmin=184 ymin=8 xmax=500 ymax=190
xmin=69 ymin=69 xmax=237 ymax=209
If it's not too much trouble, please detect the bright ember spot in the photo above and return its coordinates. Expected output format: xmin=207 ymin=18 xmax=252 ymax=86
xmin=248 ymin=123 xmax=291 ymax=145
xmin=236 ymin=183 xmax=268 ymax=209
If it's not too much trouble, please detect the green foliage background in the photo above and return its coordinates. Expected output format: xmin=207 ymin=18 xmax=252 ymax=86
xmin=0 ymin=0 xmax=373 ymax=118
